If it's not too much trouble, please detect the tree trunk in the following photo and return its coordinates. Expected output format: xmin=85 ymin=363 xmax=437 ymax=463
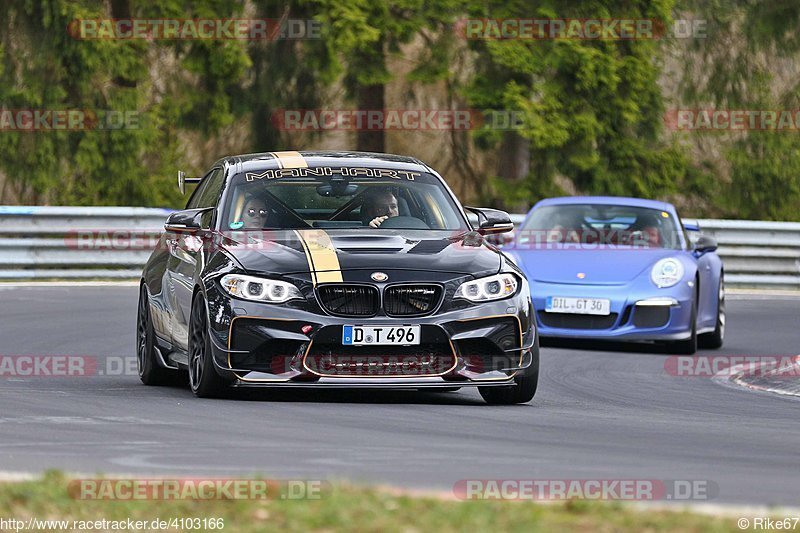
xmin=111 ymin=0 xmax=137 ymax=88
xmin=497 ymin=131 xmax=530 ymax=210
xmin=356 ymin=82 xmax=385 ymax=153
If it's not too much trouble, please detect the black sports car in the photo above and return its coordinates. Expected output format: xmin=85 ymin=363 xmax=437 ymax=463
xmin=137 ymin=151 xmax=539 ymax=404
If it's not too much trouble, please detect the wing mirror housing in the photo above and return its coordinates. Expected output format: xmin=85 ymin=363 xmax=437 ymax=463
xmin=465 ymin=207 xmax=515 ymax=235
xmin=694 ymin=234 xmax=718 ymax=254
xmin=164 ymin=208 xmax=213 ymax=233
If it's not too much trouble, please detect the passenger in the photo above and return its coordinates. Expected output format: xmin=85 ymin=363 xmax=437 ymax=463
xmin=546 ymin=211 xmax=583 ymax=244
xmin=241 ymin=196 xmax=269 ymax=229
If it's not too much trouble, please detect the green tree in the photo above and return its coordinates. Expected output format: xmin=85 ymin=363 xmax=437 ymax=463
xmin=0 ymin=0 xmax=250 ymax=206
xmin=676 ymin=0 xmax=800 ymax=220
xmin=304 ymin=0 xmax=458 ymax=152
xmin=464 ymin=0 xmax=703 ymax=212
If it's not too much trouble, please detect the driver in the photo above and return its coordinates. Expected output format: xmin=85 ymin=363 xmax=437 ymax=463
xmin=361 ymin=187 xmax=399 ymax=228
xmin=631 ymin=212 xmax=663 ymax=247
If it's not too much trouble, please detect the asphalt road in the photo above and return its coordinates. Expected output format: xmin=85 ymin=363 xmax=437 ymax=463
xmin=0 ymin=285 xmax=798 ymax=505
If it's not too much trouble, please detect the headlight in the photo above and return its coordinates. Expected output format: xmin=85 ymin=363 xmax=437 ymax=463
xmin=650 ymin=258 xmax=684 ymax=288
xmin=454 ymin=273 xmax=518 ymax=302
xmin=220 ymin=274 xmax=302 ymax=303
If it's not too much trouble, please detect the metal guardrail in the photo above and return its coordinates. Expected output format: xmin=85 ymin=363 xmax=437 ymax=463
xmin=0 ymin=207 xmax=798 ymax=288
xmin=682 ymin=218 xmax=800 ymax=289
xmin=0 ymin=206 xmax=171 ymax=279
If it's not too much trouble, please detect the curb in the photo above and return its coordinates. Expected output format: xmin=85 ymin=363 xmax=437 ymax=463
xmin=723 ymin=355 xmax=800 ymax=399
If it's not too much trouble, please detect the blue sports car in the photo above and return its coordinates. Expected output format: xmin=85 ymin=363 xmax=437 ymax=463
xmin=507 ymin=197 xmax=724 ymax=354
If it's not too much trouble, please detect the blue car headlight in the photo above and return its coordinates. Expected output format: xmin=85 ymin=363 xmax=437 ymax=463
xmin=650 ymin=258 xmax=684 ymax=288
xmin=220 ymin=274 xmax=302 ymax=303
xmin=454 ymin=273 xmax=518 ymax=302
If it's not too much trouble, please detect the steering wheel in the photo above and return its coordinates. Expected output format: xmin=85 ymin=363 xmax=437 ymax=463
xmin=377 ymin=216 xmax=430 ymax=230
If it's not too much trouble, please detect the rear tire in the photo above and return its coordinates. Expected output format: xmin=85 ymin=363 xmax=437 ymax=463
xmin=699 ymin=275 xmax=725 ymax=349
xmin=137 ymin=285 xmax=174 ymax=386
xmin=479 ymin=371 xmax=538 ymax=405
xmin=188 ymin=294 xmax=229 ymax=398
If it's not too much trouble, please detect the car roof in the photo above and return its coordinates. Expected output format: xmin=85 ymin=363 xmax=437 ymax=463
xmin=215 ymin=150 xmax=433 ymax=175
xmin=531 ymin=196 xmax=674 ymax=212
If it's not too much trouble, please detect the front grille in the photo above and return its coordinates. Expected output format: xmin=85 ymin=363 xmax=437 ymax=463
xmin=317 ymin=284 xmax=379 ymax=317
xmin=305 ymin=343 xmax=455 ymax=377
xmin=538 ymin=311 xmax=618 ymax=330
xmin=384 ymin=285 xmax=443 ymax=317
xmin=303 ymin=324 xmax=456 ymax=377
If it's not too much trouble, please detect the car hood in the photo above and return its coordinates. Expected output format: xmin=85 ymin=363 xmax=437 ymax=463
xmin=220 ymin=229 xmax=501 ymax=279
xmin=511 ymin=248 xmax=684 ymax=285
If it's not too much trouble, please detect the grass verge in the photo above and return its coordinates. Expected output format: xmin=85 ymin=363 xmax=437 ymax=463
xmin=0 ymin=471 xmax=753 ymax=532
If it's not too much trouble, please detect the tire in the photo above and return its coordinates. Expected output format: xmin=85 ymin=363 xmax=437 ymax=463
xmin=699 ymin=275 xmax=725 ymax=349
xmin=137 ymin=285 xmax=175 ymax=386
xmin=479 ymin=370 xmax=538 ymax=405
xmin=670 ymin=294 xmax=697 ymax=355
xmin=188 ymin=294 xmax=229 ymax=398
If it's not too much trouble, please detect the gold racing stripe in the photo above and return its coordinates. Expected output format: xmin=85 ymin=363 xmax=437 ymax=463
xmin=294 ymin=229 xmax=343 ymax=285
xmin=294 ymin=230 xmax=318 ymax=285
xmin=272 ymin=150 xmax=308 ymax=169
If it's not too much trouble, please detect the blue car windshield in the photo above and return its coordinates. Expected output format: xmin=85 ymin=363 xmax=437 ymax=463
xmin=520 ymin=204 xmax=682 ymax=250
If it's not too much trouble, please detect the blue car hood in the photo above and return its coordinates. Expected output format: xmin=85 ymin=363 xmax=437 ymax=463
xmin=512 ymin=248 xmax=683 ymax=285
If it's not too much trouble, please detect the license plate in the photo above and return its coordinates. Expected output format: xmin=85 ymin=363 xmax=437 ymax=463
xmin=545 ymin=296 xmax=611 ymax=316
xmin=342 ymin=325 xmax=421 ymax=346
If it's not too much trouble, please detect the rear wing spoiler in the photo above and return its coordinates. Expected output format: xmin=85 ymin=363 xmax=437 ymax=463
xmin=177 ymin=170 xmax=202 ymax=195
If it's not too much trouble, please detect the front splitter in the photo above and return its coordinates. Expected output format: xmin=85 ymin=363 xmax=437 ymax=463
xmin=231 ymin=376 xmax=517 ymax=388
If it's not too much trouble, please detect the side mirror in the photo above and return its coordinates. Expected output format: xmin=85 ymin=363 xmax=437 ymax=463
xmin=465 ymin=207 xmax=515 ymax=235
xmin=694 ymin=234 xmax=717 ymax=253
xmin=164 ymin=208 xmax=213 ymax=233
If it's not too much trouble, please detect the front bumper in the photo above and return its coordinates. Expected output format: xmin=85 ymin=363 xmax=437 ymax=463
xmin=530 ymin=279 xmax=695 ymax=341
xmin=204 ymin=284 xmax=537 ymax=387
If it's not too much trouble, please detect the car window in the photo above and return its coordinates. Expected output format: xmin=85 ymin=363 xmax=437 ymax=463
xmin=221 ymin=169 xmax=469 ymax=231
xmin=185 ymin=167 xmax=224 ymax=209
xmin=674 ymin=210 xmax=693 ymax=250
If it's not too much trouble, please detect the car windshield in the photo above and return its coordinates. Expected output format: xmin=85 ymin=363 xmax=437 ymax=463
xmin=221 ymin=168 xmax=469 ymax=231
xmin=519 ymin=204 xmax=682 ymax=250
